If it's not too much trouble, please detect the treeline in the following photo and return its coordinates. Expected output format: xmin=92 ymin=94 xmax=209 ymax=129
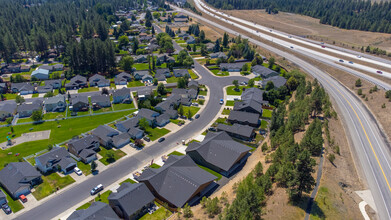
xmin=204 ymin=0 xmax=391 ymax=33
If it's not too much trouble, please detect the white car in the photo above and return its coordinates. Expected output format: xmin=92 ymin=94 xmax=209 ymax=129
xmin=357 ymin=55 xmax=362 ymax=58
xmin=74 ymin=167 xmax=82 ymax=176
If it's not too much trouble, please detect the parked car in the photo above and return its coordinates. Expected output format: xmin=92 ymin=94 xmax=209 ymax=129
xmin=348 ymin=61 xmax=354 ymax=64
xmin=219 ymin=99 xmax=224 ymax=104
xmin=290 ymin=46 xmax=294 ymax=49
xmin=357 ymin=55 xmax=362 ymax=58
xmin=234 ymin=98 xmax=240 ymax=101
xmin=90 ymin=184 xmax=104 ymax=195
xmin=198 ymin=95 xmax=205 ymax=99
xmin=143 ymin=136 xmax=151 ymax=142
xmin=19 ymin=195 xmax=27 ymax=203
xmin=74 ymin=167 xmax=82 ymax=176
xmin=195 ymin=114 xmax=200 ymax=119
xmin=208 ymin=127 xmax=217 ymax=132
xmin=377 ymin=70 xmax=383 ymax=74
xmin=1 ymin=204 xmax=11 ymax=215
xmin=321 ymin=46 xmax=326 ymax=48
xmin=158 ymin=137 xmax=165 ymax=143
xmin=339 ymin=59 xmax=344 ymax=62
xmin=192 ymin=103 xmax=199 ymax=107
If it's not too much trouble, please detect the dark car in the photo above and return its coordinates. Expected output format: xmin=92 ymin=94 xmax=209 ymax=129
xmin=339 ymin=59 xmax=344 ymax=62
xmin=195 ymin=114 xmax=200 ymax=119
xmin=143 ymin=136 xmax=151 ymax=142
xmin=90 ymin=184 xmax=104 ymax=195
xmin=2 ymin=204 xmax=12 ymax=215
xmin=208 ymin=127 xmax=217 ymax=132
xmin=377 ymin=70 xmax=383 ymax=74
xmin=158 ymin=137 xmax=165 ymax=143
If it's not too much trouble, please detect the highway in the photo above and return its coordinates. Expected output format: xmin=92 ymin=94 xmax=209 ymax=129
xmin=14 ymin=31 xmax=249 ymax=220
xmin=176 ymin=2 xmax=391 ymax=219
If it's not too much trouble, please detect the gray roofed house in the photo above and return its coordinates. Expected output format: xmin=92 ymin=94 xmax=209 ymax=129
xmin=141 ymin=74 xmax=153 ymax=83
xmin=0 ymin=83 xmax=7 ymax=93
xmin=188 ymin=80 xmax=199 ymax=91
xmin=216 ymin=123 xmax=255 ymax=141
xmin=52 ymin=64 xmax=64 ymax=71
xmin=137 ymin=108 xmax=160 ymax=125
xmin=38 ymin=65 xmax=54 ymax=71
xmin=154 ymin=72 xmax=166 ymax=81
xmin=11 ymin=82 xmax=35 ymax=95
xmin=233 ymin=100 xmax=264 ymax=115
xmin=44 ymin=79 xmax=62 ymax=89
xmin=91 ymin=94 xmax=111 ymax=108
xmin=0 ymin=189 xmax=7 ymax=205
xmin=0 ymin=103 xmax=16 ymax=120
xmin=173 ymin=69 xmax=190 ymax=78
xmin=209 ymin=52 xmax=227 ymax=59
xmin=155 ymin=101 xmax=172 ymax=113
xmin=67 ymin=201 xmax=120 ymax=220
xmin=112 ymin=132 xmax=131 ymax=148
xmin=36 ymin=84 xmax=53 ymax=94
xmin=115 ymin=72 xmax=132 ymax=85
xmin=35 ymin=147 xmax=77 ymax=174
xmin=127 ymin=127 xmax=144 ymax=140
xmin=138 ymin=155 xmax=217 ymax=208
xmin=261 ymin=75 xmax=287 ymax=89
xmin=251 ymin=65 xmax=279 ymax=78
xmin=68 ymin=135 xmax=100 ymax=163
xmin=92 ymin=125 xmax=120 ymax=147
xmin=133 ymin=70 xmax=149 ymax=81
xmin=115 ymin=116 xmax=140 ymax=133
xmin=17 ymin=102 xmax=42 ymax=118
xmin=220 ymin=62 xmax=247 ymax=72
xmin=44 ymin=95 xmax=66 ymax=112
xmin=156 ymin=113 xmax=171 ymax=127
xmin=113 ymin=87 xmax=131 ymax=104
xmin=137 ymin=87 xmax=152 ymax=100
xmin=66 ymin=75 xmax=87 ymax=90
xmin=70 ymin=95 xmax=89 ymax=112
xmin=89 ymin=74 xmax=110 ymax=87
xmin=186 ymin=131 xmax=252 ymax=176
xmin=134 ymin=55 xmax=148 ymax=63
xmin=0 ymin=162 xmax=42 ymax=199
xmin=115 ymin=77 xmax=128 ymax=85
xmin=228 ymin=110 xmax=260 ymax=127
xmin=155 ymin=68 xmax=171 ymax=77
xmin=242 ymin=87 xmax=265 ymax=102
xmin=186 ymin=36 xmax=196 ymax=44
xmin=108 ymin=182 xmax=155 ymax=220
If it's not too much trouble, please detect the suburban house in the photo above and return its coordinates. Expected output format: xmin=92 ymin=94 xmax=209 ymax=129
xmin=65 ymin=75 xmax=87 ymax=90
xmin=44 ymin=95 xmax=66 ymax=112
xmin=115 ymin=116 xmax=144 ymax=139
xmin=0 ymin=189 xmax=6 ymax=205
xmin=20 ymin=66 xmax=30 ymax=72
xmin=233 ymin=87 xmax=268 ymax=115
xmin=137 ymin=108 xmax=160 ymax=126
xmin=220 ymin=62 xmax=247 ymax=72
xmin=45 ymin=79 xmax=62 ymax=89
xmin=216 ymin=123 xmax=256 ymax=141
xmin=67 ymin=135 xmax=100 ymax=163
xmin=154 ymin=72 xmax=166 ymax=81
xmin=0 ymin=162 xmax=42 ymax=199
xmin=0 ymin=83 xmax=7 ymax=94
xmin=89 ymin=74 xmax=110 ymax=87
xmin=156 ymin=113 xmax=171 ymax=127
xmin=11 ymin=82 xmax=35 ymax=94
xmin=5 ymin=64 xmax=21 ymax=73
xmin=17 ymin=102 xmax=42 ymax=118
xmin=52 ymin=64 xmax=64 ymax=71
xmin=115 ymin=77 xmax=128 ymax=85
xmin=155 ymin=68 xmax=171 ymax=77
xmin=141 ymin=74 xmax=153 ymax=83
xmin=133 ymin=70 xmax=150 ymax=81
xmin=186 ymin=36 xmax=196 ymax=44
xmin=113 ymin=88 xmax=131 ymax=104
xmin=186 ymin=131 xmax=252 ymax=176
xmin=115 ymin=72 xmax=132 ymax=85
xmin=173 ymin=69 xmax=190 ymax=78
xmin=138 ymin=155 xmax=217 ymax=208
xmin=0 ymin=103 xmax=16 ymax=120
xmin=172 ymin=88 xmax=198 ymax=99
xmin=137 ymin=88 xmax=152 ymax=100
xmin=35 ymin=147 xmax=77 ymax=174
xmin=67 ymin=202 xmax=119 ymax=220
xmin=228 ymin=110 xmax=260 ymax=127
xmin=92 ymin=125 xmax=120 ymax=147
xmin=134 ymin=55 xmax=148 ymax=63
xmin=108 ymin=182 xmax=155 ymax=220
xmin=36 ymin=85 xmax=53 ymax=94
xmin=156 ymin=54 xmax=168 ymax=64
xmin=261 ymin=75 xmax=287 ymax=89
xmin=209 ymin=52 xmax=227 ymax=59
xmin=251 ymin=65 xmax=279 ymax=78
xmin=31 ymin=69 xmax=49 ymax=80
xmin=188 ymin=80 xmax=199 ymax=91
xmin=91 ymin=94 xmax=111 ymax=109
xmin=112 ymin=133 xmax=131 ymax=148
xmin=70 ymin=95 xmax=89 ymax=112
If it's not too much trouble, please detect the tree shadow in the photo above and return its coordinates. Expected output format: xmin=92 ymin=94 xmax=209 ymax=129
xmin=291 ymin=195 xmax=325 ymax=219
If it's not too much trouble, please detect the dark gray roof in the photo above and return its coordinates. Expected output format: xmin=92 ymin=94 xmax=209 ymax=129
xmin=127 ymin=127 xmax=143 ymax=138
xmin=228 ymin=110 xmax=259 ymax=125
xmin=138 ymin=155 xmax=216 ymax=208
xmin=188 ymin=80 xmax=198 ymax=88
xmin=216 ymin=124 xmax=255 ymax=139
xmin=155 ymin=73 xmax=166 ymax=81
xmin=0 ymin=162 xmax=41 ymax=196
xmin=35 ymin=147 xmax=73 ymax=169
xmin=155 ymin=68 xmax=170 ymax=75
xmin=92 ymin=125 xmax=119 ymax=143
xmin=116 ymin=72 xmax=131 ymax=79
xmin=116 ymin=116 xmax=140 ymax=131
xmin=44 ymin=95 xmax=65 ymax=105
xmin=68 ymin=135 xmax=100 ymax=154
xmin=44 ymin=79 xmax=62 ymax=87
xmin=138 ymin=108 xmax=159 ymax=121
xmin=108 ymin=182 xmax=154 ymax=217
xmin=91 ymin=94 xmax=110 ymax=103
xmin=220 ymin=62 xmax=247 ymax=70
xmin=137 ymin=88 xmax=152 ymax=97
xmin=233 ymin=100 xmax=264 ymax=114
xmin=165 ymin=109 xmax=178 ymax=118
xmin=134 ymin=70 xmax=149 ymax=77
xmin=70 ymin=75 xmax=87 ymax=84
xmin=251 ymin=65 xmax=279 ymax=78
xmin=0 ymin=103 xmax=17 ymax=114
xmin=156 ymin=113 xmax=170 ymax=124
xmin=173 ymin=69 xmax=189 ymax=77
xmin=112 ymin=132 xmax=130 ymax=146
xmin=261 ymin=75 xmax=287 ymax=88
xmin=37 ymin=85 xmax=53 ymax=93
xmin=71 ymin=95 xmax=89 ymax=105
xmin=113 ymin=87 xmax=130 ymax=97
xmin=186 ymin=131 xmax=252 ymax=172
xmin=79 ymin=149 xmax=96 ymax=160
xmin=89 ymin=74 xmax=106 ymax=82
xmin=11 ymin=82 xmax=34 ymax=92
xmin=17 ymin=102 xmax=41 ymax=112
xmin=241 ymin=87 xmax=264 ymax=102
xmin=67 ymin=201 xmax=119 ymax=220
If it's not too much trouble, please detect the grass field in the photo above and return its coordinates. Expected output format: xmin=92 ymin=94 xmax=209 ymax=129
xmin=113 ymin=102 xmax=135 ymax=111
xmin=139 ymin=202 xmax=172 ymax=220
xmin=226 ymin=86 xmax=250 ymax=95
xmin=189 ymin=69 xmax=198 ymax=79
xmin=222 ymin=108 xmax=231 ymax=115
xmin=145 ymin=127 xmax=170 ymax=141
xmin=166 ymin=77 xmax=179 ymax=83
xmin=98 ymin=148 xmax=126 ymax=165
xmin=127 ymin=81 xmax=144 ymax=87
xmin=199 ymin=90 xmax=207 ymax=96
xmin=93 ymin=107 xmax=112 ymax=114
xmin=78 ymin=87 xmax=99 ymax=93
xmin=77 ymin=161 xmax=92 ymax=176
xmin=133 ymin=63 xmax=149 ymax=70
xmin=17 ymin=117 xmax=34 ymax=124
xmin=225 ymin=100 xmax=235 ymax=106
xmin=43 ymin=112 xmax=66 ymax=120
xmin=182 ymin=106 xmax=200 ymax=118
xmin=262 ymin=109 xmax=272 ymax=118
xmin=32 ymin=173 xmax=75 ymax=201
xmin=0 ymin=110 xmax=136 ymax=167
xmin=261 ymin=120 xmax=268 ymax=130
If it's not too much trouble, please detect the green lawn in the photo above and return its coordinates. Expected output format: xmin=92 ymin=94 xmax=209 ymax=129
xmin=222 ymin=109 xmax=231 ymax=115
xmin=197 ymin=165 xmax=222 ymax=180
xmin=93 ymin=107 xmax=112 ymax=114
xmin=78 ymin=87 xmax=99 ymax=93
xmin=17 ymin=117 xmax=34 ymax=124
xmin=260 ymin=120 xmax=268 ymax=130
xmin=76 ymin=201 xmax=93 ymax=210
xmin=67 ymin=108 xmax=90 ymax=117
xmin=98 ymin=148 xmax=127 ymax=165
xmin=32 ymin=173 xmax=75 ymax=200
xmin=189 ymin=69 xmax=198 ymax=79
xmin=43 ymin=112 xmax=66 ymax=120
xmin=182 ymin=106 xmax=200 ymax=118
xmin=76 ymin=190 xmax=113 ymax=210
xmin=0 ymin=110 xmax=136 ymax=168
xmin=175 ymin=40 xmax=186 ymax=43
xmin=3 ymin=93 xmax=18 ymax=100
xmin=113 ymin=102 xmax=135 ymax=111
xmin=133 ymin=63 xmax=149 ymax=70
xmin=170 ymin=119 xmax=185 ymax=125
xmin=120 ymin=178 xmax=137 ymax=185
xmin=167 ymin=151 xmax=184 ymax=156
xmin=210 ymin=69 xmax=229 ymax=76
xmin=226 ymin=100 xmax=235 ymax=106
xmin=0 ymin=187 xmax=24 ymax=213
xmin=199 ymin=90 xmax=207 ymax=96
xmin=262 ymin=109 xmax=272 ymax=118
xmin=226 ymin=86 xmax=250 ymax=95
xmin=140 ymin=202 xmax=172 ymax=220
xmin=166 ymin=77 xmax=179 ymax=83
xmin=32 ymin=93 xmax=39 ymax=98
xmin=77 ymin=161 xmax=92 ymax=176
xmin=145 ymin=127 xmax=170 ymax=141
xmin=127 ymin=81 xmax=145 ymax=87
xmin=149 ymin=163 xmax=161 ymax=169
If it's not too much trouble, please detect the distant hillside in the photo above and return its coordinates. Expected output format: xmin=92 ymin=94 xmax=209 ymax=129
xmin=204 ymin=0 xmax=391 ymax=33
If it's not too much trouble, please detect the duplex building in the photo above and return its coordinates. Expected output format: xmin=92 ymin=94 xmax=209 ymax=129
xmin=68 ymin=135 xmax=100 ymax=163
xmin=35 ymin=147 xmax=77 ymax=174
xmin=92 ymin=125 xmax=120 ymax=147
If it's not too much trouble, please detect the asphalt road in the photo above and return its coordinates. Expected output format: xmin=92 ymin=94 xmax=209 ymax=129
xmin=177 ymin=3 xmax=391 ymax=219
xmin=14 ymin=32 xmax=248 ymax=220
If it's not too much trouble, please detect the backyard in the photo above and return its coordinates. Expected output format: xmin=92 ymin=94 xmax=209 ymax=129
xmin=127 ymin=80 xmax=145 ymax=87
xmin=78 ymin=87 xmax=99 ymax=93
xmin=262 ymin=109 xmax=272 ymax=118
xmin=139 ymin=202 xmax=172 ymax=220
xmin=32 ymin=172 xmax=75 ymax=201
xmin=113 ymin=102 xmax=135 ymax=111
xmin=133 ymin=63 xmax=149 ymax=70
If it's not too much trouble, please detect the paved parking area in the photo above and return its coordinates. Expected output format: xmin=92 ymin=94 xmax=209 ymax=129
xmin=226 ymin=95 xmax=241 ymax=100
xmin=0 ymin=130 xmax=51 ymax=150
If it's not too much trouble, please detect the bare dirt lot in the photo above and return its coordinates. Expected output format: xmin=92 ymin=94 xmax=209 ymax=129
xmin=223 ymin=9 xmax=391 ymax=53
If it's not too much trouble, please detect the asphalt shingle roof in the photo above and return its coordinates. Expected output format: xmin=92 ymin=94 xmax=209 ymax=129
xmin=67 ymin=201 xmax=119 ymax=220
xmin=228 ymin=110 xmax=259 ymax=125
xmin=216 ymin=123 xmax=255 ymax=138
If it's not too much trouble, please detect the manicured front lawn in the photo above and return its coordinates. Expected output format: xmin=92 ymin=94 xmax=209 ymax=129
xmin=197 ymin=165 xmax=222 ymax=180
xmin=0 ymin=186 xmax=24 ymax=213
xmin=133 ymin=63 xmax=149 ymax=70
xmin=166 ymin=77 xmax=179 ymax=83
xmin=127 ymin=81 xmax=145 ymax=87
xmin=182 ymin=106 xmax=200 ymax=118
xmin=226 ymin=86 xmax=249 ymax=95
xmin=77 ymin=161 xmax=92 ymax=176
xmin=139 ymin=202 xmax=172 ymax=220
xmin=120 ymin=178 xmax=137 ymax=185
xmin=76 ymin=190 xmax=112 ymax=210
xmin=98 ymin=147 xmax=126 ymax=165
xmin=225 ymin=100 xmax=235 ymax=106
xmin=149 ymin=163 xmax=161 ymax=169
xmin=262 ymin=109 xmax=272 ymax=118
xmin=3 ymin=93 xmax=18 ymax=100
xmin=260 ymin=120 xmax=268 ymax=130
xmin=32 ymin=173 xmax=75 ymax=200
xmin=167 ymin=151 xmax=184 ymax=156
xmin=170 ymin=119 xmax=185 ymax=125
xmin=222 ymin=108 xmax=231 ymax=115
xmin=113 ymin=102 xmax=135 ymax=111
xmin=199 ymin=90 xmax=207 ymax=96
xmin=145 ymin=127 xmax=170 ymax=141
xmin=189 ymin=69 xmax=198 ymax=79
xmin=32 ymin=93 xmax=39 ymax=98
xmin=78 ymin=87 xmax=99 ymax=93
xmin=0 ymin=110 xmax=136 ymax=168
